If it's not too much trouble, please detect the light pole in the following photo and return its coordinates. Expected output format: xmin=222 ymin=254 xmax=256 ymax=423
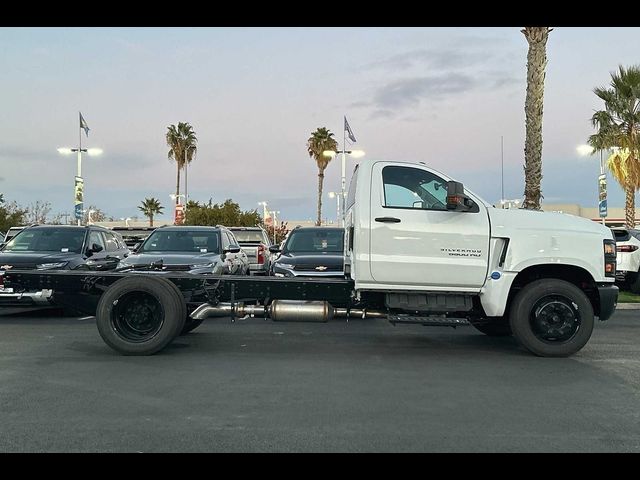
xmin=258 ymin=201 xmax=269 ymax=223
xmin=327 ymin=192 xmax=340 ymax=225
xmin=269 ymin=210 xmax=280 ymax=244
xmin=322 ymin=148 xmax=365 ymax=225
xmin=57 ymin=147 xmax=103 ymax=226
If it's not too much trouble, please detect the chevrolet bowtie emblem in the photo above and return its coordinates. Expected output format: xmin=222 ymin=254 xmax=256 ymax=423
xmin=1 ymin=265 xmax=12 ymax=270
xmin=315 ymin=265 xmax=328 ymax=271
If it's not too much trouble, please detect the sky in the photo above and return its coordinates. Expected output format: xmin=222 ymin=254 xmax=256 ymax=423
xmin=1 ymin=27 xmax=639 ymax=223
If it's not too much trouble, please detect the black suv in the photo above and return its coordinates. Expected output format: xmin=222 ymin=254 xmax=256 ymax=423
xmin=269 ymin=227 xmax=344 ymax=278
xmin=117 ymin=225 xmax=250 ymax=275
xmin=0 ymin=224 xmax=130 ymax=272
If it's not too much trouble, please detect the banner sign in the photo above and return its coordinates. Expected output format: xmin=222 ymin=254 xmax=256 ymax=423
xmin=598 ymin=174 xmax=607 ymax=218
xmin=174 ymin=203 xmax=185 ymax=225
xmin=74 ymin=176 xmax=84 ymax=220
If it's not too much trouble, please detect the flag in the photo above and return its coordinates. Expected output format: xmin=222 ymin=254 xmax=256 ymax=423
xmin=79 ymin=112 xmax=90 ymax=137
xmin=344 ymin=116 xmax=357 ymax=143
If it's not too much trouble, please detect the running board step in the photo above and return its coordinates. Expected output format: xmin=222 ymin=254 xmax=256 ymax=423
xmin=388 ymin=314 xmax=470 ymax=327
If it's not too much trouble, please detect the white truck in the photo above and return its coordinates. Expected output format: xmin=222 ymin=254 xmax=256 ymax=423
xmin=1 ymin=158 xmax=618 ymax=357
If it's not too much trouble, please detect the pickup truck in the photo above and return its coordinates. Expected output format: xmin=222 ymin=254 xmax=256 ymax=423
xmin=2 ymin=158 xmax=618 ymax=358
xmin=227 ymin=227 xmax=272 ymax=275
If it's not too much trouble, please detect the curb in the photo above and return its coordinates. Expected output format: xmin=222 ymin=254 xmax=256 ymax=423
xmin=616 ymin=303 xmax=640 ymax=310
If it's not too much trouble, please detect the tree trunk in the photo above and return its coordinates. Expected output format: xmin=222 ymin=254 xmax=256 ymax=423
xmin=317 ymin=169 xmax=324 ymax=226
xmin=149 ymin=214 xmax=154 ymax=227
xmin=176 ymin=163 xmax=181 ymax=204
xmin=522 ymin=27 xmax=551 ymax=211
xmin=625 ymin=184 xmax=635 ymax=229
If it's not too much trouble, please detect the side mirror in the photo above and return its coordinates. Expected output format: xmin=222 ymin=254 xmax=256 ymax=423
xmin=131 ymin=242 xmax=141 ymax=253
xmin=446 ymin=181 xmax=473 ymax=212
xmin=224 ymin=244 xmax=241 ymax=254
xmin=269 ymin=244 xmax=281 ymax=254
xmin=87 ymin=243 xmax=104 ymax=256
xmin=412 ymin=200 xmax=424 ymax=209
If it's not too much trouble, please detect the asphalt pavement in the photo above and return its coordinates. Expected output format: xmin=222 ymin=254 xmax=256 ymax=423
xmin=0 ymin=310 xmax=639 ymax=452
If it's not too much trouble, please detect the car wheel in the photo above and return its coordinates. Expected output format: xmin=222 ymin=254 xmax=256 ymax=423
xmin=509 ymin=279 xmax=594 ymax=357
xmin=96 ymin=276 xmax=186 ymax=355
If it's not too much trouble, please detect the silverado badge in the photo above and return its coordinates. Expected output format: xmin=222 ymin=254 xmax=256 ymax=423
xmin=315 ymin=266 xmax=328 ymax=271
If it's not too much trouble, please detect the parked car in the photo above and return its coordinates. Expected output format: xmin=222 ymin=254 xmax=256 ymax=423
xmin=0 ymin=225 xmax=130 ymax=306
xmin=611 ymin=227 xmax=640 ymax=292
xmin=111 ymin=226 xmax=156 ymax=251
xmin=269 ymin=226 xmax=345 ymax=278
xmin=228 ymin=226 xmax=272 ymax=275
xmin=117 ymin=225 xmax=249 ymax=275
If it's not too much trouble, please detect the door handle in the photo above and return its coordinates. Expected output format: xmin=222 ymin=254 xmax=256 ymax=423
xmin=375 ymin=217 xmax=401 ymax=223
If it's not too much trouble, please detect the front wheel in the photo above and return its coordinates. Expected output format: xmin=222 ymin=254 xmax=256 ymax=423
xmin=509 ymin=279 xmax=594 ymax=357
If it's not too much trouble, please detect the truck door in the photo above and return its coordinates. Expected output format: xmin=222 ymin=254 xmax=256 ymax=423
xmin=369 ymin=162 xmax=490 ymax=290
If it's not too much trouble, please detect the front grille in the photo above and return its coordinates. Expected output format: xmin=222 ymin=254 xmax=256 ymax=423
xmin=162 ymin=265 xmax=191 ymax=271
xmin=294 ymin=264 xmax=342 ymax=272
xmin=1 ymin=264 xmax=37 ymax=270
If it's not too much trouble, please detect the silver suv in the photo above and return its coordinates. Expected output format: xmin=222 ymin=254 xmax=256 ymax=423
xmin=228 ymin=227 xmax=272 ymax=275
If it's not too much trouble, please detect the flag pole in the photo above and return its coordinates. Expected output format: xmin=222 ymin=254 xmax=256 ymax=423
xmin=341 ymin=116 xmax=346 ymax=227
xmin=77 ymin=112 xmax=83 ymax=226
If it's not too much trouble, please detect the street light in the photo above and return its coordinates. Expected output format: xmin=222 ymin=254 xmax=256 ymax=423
xmin=327 ymin=192 xmax=340 ymax=225
xmin=57 ymin=146 xmax=103 ymax=226
xmin=322 ymin=148 xmax=365 ymax=225
xmin=269 ymin=210 xmax=280 ymax=244
xmin=258 ymin=201 xmax=269 ymax=222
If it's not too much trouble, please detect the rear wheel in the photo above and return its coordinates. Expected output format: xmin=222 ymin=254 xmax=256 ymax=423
xmin=628 ymin=271 xmax=640 ymax=294
xmin=509 ymin=279 xmax=594 ymax=357
xmin=96 ymin=276 xmax=186 ymax=355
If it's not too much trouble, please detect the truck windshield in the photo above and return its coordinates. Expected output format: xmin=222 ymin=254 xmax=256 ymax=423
xmin=3 ymin=228 xmax=85 ymax=253
xmin=140 ymin=230 xmax=220 ymax=254
xmin=283 ymin=229 xmax=344 ymax=254
xmin=230 ymin=230 xmax=266 ymax=243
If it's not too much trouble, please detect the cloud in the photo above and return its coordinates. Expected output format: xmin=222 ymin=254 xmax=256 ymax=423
xmin=372 ymin=74 xmax=477 ymax=110
xmin=363 ymin=48 xmax=482 ymax=72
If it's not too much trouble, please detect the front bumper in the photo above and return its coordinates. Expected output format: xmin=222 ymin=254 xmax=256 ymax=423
xmin=0 ymin=288 xmax=54 ymax=307
xmin=271 ymin=266 xmax=345 ymax=278
xmin=597 ymin=283 xmax=618 ymax=321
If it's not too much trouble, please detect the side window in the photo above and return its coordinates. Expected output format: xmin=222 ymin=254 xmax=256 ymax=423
xmin=346 ymin=165 xmax=359 ymax=209
xmin=88 ymin=231 xmax=107 ymax=251
xmin=382 ymin=166 xmax=449 ymax=211
xmin=227 ymin=232 xmax=238 ymax=246
xmin=104 ymin=232 xmax=119 ymax=252
xmin=220 ymin=231 xmax=230 ymax=249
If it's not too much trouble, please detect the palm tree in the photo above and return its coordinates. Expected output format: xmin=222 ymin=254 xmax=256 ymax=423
xmin=138 ymin=197 xmax=164 ymax=227
xmin=521 ymin=27 xmax=552 ymax=210
xmin=307 ymin=127 xmax=338 ymax=226
xmin=166 ymin=122 xmax=198 ymax=205
xmin=588 ymin=65 xmax=640 ymax=228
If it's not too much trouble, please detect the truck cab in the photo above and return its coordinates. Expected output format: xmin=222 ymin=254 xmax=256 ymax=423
xmin=344 ymin=159 xmax=618 ymax=356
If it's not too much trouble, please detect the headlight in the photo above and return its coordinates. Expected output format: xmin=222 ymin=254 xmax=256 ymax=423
xmin=36 ymin=262 xmax=68 ymax=270
xmin=274 ymin=273 xmax=285 ymax=277
xmin=190 ymin=262 xmax=215 ymax=269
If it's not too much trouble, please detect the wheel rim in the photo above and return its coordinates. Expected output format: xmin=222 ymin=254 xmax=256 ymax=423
xmin=111 ymin=291 xmax=165 ymax=342
xmin=529 ymin=294 xmax=581 ymax=344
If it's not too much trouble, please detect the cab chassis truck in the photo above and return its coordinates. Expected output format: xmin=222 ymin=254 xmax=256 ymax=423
xmin=1 ymin=159 xmax=619 ymax=357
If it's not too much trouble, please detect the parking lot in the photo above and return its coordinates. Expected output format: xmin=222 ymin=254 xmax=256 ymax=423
xmin=0 ymin=310 xmax=638 ymax=452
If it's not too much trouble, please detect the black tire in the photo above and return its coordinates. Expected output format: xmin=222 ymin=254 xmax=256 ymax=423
xmin=180 ymin=317 xmax=204 ymax=335
xmin=509 ymin=279 xmax=594 ymax=357
xmin=628 ymin=271 xmax=640 ymax=294
xmin=96 ymin=276 xmax=186 ymax=355
xmin=470 ymin=317 xmax=512 ymax=337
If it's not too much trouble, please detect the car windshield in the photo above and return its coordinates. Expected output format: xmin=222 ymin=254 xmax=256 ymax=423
xmin=230 ymin=230 xmax=266 ymax=243
xmin=283 ymin=229 xmax=344 ymax=254
xmin=3 ymin=228 xmax=85 ymax=253
xmin=140 ymin=230 xmax=220 ymax=254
